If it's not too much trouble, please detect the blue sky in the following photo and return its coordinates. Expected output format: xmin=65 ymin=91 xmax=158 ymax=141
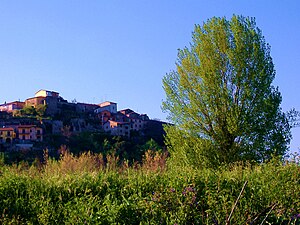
xmin=0 ymin=1 xmax=299 ymax=152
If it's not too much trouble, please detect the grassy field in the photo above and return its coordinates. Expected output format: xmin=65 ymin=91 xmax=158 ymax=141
xmin=0 ymin=151 xmax=299 ymax=224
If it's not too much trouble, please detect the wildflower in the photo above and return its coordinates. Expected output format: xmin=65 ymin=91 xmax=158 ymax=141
xmin=186 ymin=187 xmax=194 ymax=192
xmin=291 ymin=214 xmax=300 ymax=220
xmin=170 ymin=188 xmax=175 ymax=193
xmin=192 ymin=195 xmax=196 ymax=203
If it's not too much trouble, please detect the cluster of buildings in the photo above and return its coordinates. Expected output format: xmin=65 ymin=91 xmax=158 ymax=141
xmin=0 ymin=125 xmax=43 ymax=143
xmin=0 ymin=90 xmax=164 ymax=150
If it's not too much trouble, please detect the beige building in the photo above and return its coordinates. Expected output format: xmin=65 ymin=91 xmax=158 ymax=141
xmin=35 ymin=90 xmax=59 ymax=98
xmin=17 ymin=125 xmax=43 ymax=142
xmin=25 ymin=90 xmax=60 ymax=116
xmin=0 ymin=127 xmax=15 ymax=143
xmin=103 ymin=120 xmax=131 ymax=137
xmin=0 ymin=101 xmax=25 ymax=112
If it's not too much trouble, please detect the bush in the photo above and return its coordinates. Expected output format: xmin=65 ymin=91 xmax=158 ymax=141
xmin=0 ymin=152 xmax=299 ymax=224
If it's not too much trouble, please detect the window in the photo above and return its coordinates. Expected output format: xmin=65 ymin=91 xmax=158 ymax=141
xmin=22 ymin=129 xmax=25 ymax=134
xmin=7 ymin=131 xmax=10 ymax=136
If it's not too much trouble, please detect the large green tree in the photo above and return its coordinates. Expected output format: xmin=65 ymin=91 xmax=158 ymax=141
xmin=162 ymin=15 xmax=291 ymax=167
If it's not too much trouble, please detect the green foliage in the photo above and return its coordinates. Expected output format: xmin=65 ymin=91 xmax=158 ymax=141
xmin=0 ymin=152 xmax=4 ymax=166
xmin=65 ymin=132 xmax=162 ymax=163
xmin=0 ymin=152 xmax=299 ymax=224
xmin=21 ymin=105 xmax=36 ymax=116
xmin=287 ymin=108 xmax=300 ymax=128
xmin=142 ymin=138 xmax=161 ymax=152
xmin=14 ymin=105 xmax=47 ymax=120
xmin=35 ymin=104 xmax=47 ymax=119
xmin=162 ymin=15 xmax=291 ymax=167
xmin=3 ymin=130 xmax=164 ymax=165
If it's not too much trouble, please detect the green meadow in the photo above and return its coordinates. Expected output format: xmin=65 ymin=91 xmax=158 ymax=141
xmin=0 ymin=151 xmax=299 ymax=224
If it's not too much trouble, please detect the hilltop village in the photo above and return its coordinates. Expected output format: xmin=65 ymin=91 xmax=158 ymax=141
xmin=0 ymin=90 xmax=166 ymax=152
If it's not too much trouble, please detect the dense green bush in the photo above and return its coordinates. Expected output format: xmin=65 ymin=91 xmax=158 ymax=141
xmin=0 ymin=152 xmax=299 ymax=224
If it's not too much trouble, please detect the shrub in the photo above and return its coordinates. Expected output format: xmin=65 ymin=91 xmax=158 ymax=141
xmin=0 ymin=152 xmax=299 ymax=224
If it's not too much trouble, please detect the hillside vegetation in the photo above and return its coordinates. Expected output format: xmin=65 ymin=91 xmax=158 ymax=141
xmin=0 ymin=15 xmax=299 ymax=225
xmin=0 ymin=151 xmax=299 ymax=224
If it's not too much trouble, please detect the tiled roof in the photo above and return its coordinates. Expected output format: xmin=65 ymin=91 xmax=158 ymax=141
xmin=0 ymin=101 xmax=25 ymax=107
xmin=17 ymin=125 xmax=37 ymax=128
xmin=0 ymin=127 xmax=14 ymax=131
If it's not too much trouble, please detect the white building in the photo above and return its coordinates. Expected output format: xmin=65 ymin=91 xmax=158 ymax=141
xmin=103 ymin=120 xmax=131 ymax=137
xmin=95 ymin=101 xmax=117 ymax=114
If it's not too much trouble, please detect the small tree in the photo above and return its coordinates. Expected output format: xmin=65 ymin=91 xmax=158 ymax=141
xmin=162 ymin=15 xmax=291 ymax=167
xmin=14 ymin=105 xmax=47 ymax=119
xmin=36 ymin=104 xmax=47 ymax=119
xmin=20 ymin=105 xmax=37 ymax=117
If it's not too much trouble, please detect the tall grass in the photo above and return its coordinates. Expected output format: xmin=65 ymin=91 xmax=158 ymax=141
xmin=0 ymin=150 xmax=299 ymax=224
